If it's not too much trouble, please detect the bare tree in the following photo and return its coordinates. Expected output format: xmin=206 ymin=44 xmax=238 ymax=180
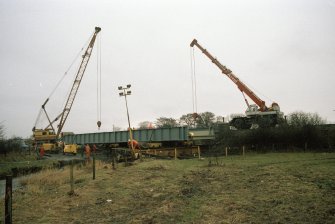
xmin=288 ymin=111 xmax=326 ymax=127
xmin=0 ymin=123 xmax=6 ymax=155
xmin=215 ymin=116 xmax=225 ymax=124
xmin=155 ymin=117 xmax=178 ymax=128
xmin=179 ymin=113 xmax=197 ymax=127
xmin=138 ymin=121 xmax=153 ymax=129
xmin=196 ymin=111 xmax=216 ymax=128
xmin=180 ymin=112 xmax=223 ymax=128
xmin=112 ymin=126 xmax=122 ymax=131
xmin=0 ymin=122 xmax=5 ymax=140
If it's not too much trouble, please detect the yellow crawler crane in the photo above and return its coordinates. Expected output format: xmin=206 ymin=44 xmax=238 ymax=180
xmin=32 ymin=27 xmax=101 ymax=152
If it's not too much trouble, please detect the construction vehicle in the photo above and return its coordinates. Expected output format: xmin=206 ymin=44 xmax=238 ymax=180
xmin=32 ymin=27 xmax=101 ymax=152
xmin=63 ymin=144 xmax=79 ymax=155
xmin=190 ymin=39 xmax=284 ymax=129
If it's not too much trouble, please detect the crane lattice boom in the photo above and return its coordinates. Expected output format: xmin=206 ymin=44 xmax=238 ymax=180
xmin=56 ymin=27 xmax=101 ymax=138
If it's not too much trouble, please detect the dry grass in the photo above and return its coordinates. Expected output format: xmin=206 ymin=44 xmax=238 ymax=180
xmin=1 ymin=153 xmax=334 ymax=223
xmin=0 ymin=152 xmax=57 ymax=179
xmin=0 ymin=152 xmax=36 ymax=163
xmin=19 ymin=168 xmax=69 ymax=194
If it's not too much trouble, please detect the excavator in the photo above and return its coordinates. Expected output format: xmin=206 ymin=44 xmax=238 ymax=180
xmin=32 ymin=27 xmax=101 ymax=152
xmin=190 ymin=39 xmax=284 ymax=129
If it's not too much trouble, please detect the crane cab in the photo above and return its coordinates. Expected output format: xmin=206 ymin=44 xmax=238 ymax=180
xmin=33 ymin=129 xmax=57 ymax=141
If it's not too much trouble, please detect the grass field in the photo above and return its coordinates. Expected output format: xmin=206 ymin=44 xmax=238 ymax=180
xmin=0 ymin=152 xmax=61 ymax=179
xmin=1 ymin=152 xmax=334 ymax=223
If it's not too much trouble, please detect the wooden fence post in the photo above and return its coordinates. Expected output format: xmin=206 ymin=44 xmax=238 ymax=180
xmin=243 ymin=145 xmax=245 ymax=157
xmin=174 ymin=148 xmax=177 ymax=160
xmin=69 ymin=160 xmax=74 ymax=195
xmin=139 ymin=149 xmax=143 ymax=162
xmin=112 ymin=149 xmax=116 ymax=170
xmin=93 ymin=154 xmax=96 ymax=180
xmin=198 ymin=146 xmax=201 ymax=160
xmin=5 ymin=175 xmax=12 ymax=224
xmin=225 ymin=147 xmax=228 ymax=157
xmin=124 ymin=149 xmax=128 ymax=167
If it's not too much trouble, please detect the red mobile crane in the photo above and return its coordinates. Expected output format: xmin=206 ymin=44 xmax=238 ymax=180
xmin=32 ymin=27 xmax=101 ymax=151
xmin=190 ymin=39 xmax=284 ymax=129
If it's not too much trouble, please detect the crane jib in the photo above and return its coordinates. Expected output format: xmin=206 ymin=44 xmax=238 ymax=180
xmin=190 ymin=38 xmax=273 ymax=112
xmin=56 ymin=27 xmax=101 ymax=138
xmin=226 ymin=72 xmax=238 ymax=84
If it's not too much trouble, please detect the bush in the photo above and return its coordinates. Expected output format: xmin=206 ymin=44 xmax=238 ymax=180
xmin=0 ymin=137 xmax=30 ymax=156
xmin=214 ymin=124 xmax=334 ymax=153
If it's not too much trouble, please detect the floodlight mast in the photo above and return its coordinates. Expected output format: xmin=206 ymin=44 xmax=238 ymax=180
xmin=118 ymin=85 xmax=135 ymax=158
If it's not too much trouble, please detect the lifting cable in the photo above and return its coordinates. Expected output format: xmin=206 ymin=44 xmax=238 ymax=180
xmin=50 ymin=34 xmax=93 ymax=100
xmin=190 ymin=47 xmax=198 ymax=114
xmin=239 ymin=76 xmax=275 ymax=106
xmin=33 ymin=34 xmax=94 ymax=130
xmin=33 ymin=108 xmax=43 ymax=130
xmin=96 ymin=33 xmax=102 ymax=130
xmin=57 ymin=34 xmax=94 ymax=116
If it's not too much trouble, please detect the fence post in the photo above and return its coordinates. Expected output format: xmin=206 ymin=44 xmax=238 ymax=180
xmin=198 ymin=146 xmax=201 ymax=160
xmin=225 ymin=147 xmax=228 ymax=157
xmin=139 ymin=149 xmax=143 ymax=162
xmin=5 ymin=175 xmax=12 ymax=224
xmin=69 ymin=160 xmax=74 ymax=195
xmin=243 ymin=145 xmax=245 ymax=157
xmin=174 ymin=148 xmax=177 ymax=160
xmin=124 ymin=149 xmax=128 ymax=167
xmin=93 ymin=154 xmax=96 ymax=180
xmin=112 ymin=149 xmax=116 ymax=170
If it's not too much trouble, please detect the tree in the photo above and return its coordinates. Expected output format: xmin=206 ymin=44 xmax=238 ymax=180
xmin=215 ymin=116 xmax=225 ymax=124
xmin=179 ymin=113 xmax=197 ymax=127
xmin=0 ymin=123 xmax=5 ymax=155
xmin=196 ymin=111 xmax=216 ymax=128
xmin=287 ymin=111 xmax=326 ymax=127
xmin=112 ymin=126 xmax=122 ymax=131
xmin=138 ymin=121 xmax=154 ymax=129
xmin=155 ymin=117 xmax=178 ymax=128
xmin=0 ymin=123 xmax=4 ymax=140
xmin=179 ymin=112 xmax=223 ymax=128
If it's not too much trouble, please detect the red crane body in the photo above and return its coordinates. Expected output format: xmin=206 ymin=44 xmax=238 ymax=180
xmin=190 ymin=39 xmax=271 ymax=112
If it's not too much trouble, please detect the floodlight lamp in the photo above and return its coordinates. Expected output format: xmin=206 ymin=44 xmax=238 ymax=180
xmin=119 ymin=92 xmax=124 ymax=96
xmin=118 ymin=86 xmax=122 ymax=90
xmin=127 ymin=84 xmax=131 ymax=88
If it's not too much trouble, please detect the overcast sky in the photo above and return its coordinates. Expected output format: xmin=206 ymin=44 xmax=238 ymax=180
xmin=1 ymin=0 xmax=335 ymax=138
